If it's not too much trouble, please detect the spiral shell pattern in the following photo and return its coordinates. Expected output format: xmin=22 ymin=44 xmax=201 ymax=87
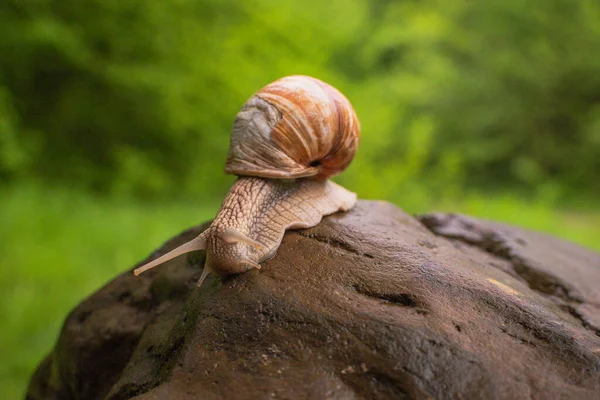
xmin=225 ymin=75 xmax=360 ymax=180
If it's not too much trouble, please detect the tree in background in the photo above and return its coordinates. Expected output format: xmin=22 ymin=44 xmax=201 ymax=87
xmin=1 ymin=0 xmax=598 ymax=201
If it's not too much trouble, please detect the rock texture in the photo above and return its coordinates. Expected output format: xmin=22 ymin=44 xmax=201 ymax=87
xmin=27 ymin=201 xmax=600 ymax=400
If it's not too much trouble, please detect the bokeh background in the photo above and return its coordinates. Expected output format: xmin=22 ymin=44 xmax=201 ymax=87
xmin=1 ymin=0 xmax=599 ymax=397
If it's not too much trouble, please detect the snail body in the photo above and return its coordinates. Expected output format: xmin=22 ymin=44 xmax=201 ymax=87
xmin=134 ymin=76 xmax=360 ymax=287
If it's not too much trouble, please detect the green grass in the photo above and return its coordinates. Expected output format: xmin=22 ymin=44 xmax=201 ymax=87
xmin=1 ymin=183 xmax=598 ymax=399
xmin=0 ymin=183 xmax=217 ymax=399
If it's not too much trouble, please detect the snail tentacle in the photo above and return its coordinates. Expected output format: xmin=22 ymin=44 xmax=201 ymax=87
xmin=133 ymin=234 xmax=206 ymax=276
xmin=195 ymin=265 xmax=212 ymax=287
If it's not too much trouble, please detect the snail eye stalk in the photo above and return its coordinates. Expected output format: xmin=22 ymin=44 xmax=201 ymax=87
xmin=134 ymin=235 xmax=206 ymax=276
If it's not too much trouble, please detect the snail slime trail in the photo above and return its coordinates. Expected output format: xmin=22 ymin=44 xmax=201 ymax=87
xmin=134 ymin=76 xmax=360 ymax=288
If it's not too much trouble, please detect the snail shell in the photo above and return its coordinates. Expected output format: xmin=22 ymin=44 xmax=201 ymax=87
xmin=134 ymin=76 xmax=360 ymax=287
xmin=226 ymin=75 xmax=360 ymax=180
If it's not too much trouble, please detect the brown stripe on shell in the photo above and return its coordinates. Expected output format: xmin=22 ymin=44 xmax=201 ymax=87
xmin=312 ymin=78 xmax=360 ymax=179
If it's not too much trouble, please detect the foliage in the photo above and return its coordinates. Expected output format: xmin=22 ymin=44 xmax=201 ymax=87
xmin=1 ymin=0 xmax=599 ymax=200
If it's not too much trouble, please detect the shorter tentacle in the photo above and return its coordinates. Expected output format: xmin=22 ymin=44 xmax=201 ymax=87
xmin=242 ymin=258 xmax=262 ymax=270
xmin=221 ymin=228 xmax=266 ymax=251
xmin=195 ymin=265 xmax=212 ymax=287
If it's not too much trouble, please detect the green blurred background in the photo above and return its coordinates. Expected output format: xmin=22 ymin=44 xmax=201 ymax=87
xmin=1 ymin=0 xmax=599 ymax=397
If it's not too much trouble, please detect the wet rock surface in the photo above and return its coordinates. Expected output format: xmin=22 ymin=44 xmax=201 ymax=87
xmin=27 ymin=201 xmax=600 ymax=400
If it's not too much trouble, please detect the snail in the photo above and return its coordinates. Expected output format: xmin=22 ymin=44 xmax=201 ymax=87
xmin=134 ymin=75 xmax=360 ymax=287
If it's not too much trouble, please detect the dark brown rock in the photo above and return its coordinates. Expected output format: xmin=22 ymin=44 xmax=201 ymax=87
xmin=27 ymin=202 xmax=600 ymax=400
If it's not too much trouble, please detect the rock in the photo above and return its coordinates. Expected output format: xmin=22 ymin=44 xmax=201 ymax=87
xmin=27 ymin=201 xmax=600 ymax=400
